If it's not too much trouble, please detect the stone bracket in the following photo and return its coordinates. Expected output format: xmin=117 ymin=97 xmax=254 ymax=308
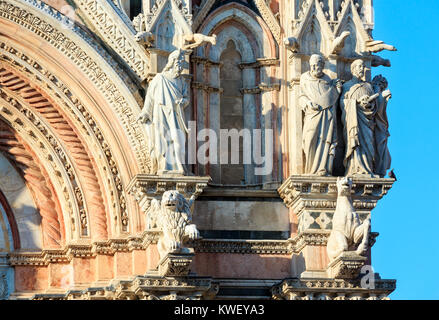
xmin=278 ymin=175 xmax=394 ymax=213
xmin=127 ymin=174 xmax=211 ymax=205
xmin=327 ymin=252 xmax=367 ymax=279
xmin=158 ymin=251 xmax=195 ymax=277
xmin=278 ymin=175 xmax=394 ymax=234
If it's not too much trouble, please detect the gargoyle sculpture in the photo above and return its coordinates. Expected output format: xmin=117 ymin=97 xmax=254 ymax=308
xmin=331 ymin=31 xmax=351 ymax=54
xmin=327 ymin=177 xmax=371 ymax=263
xmin=182 ymin=33 xmax=217 ymax=50
xmin=365 ymin=39 xmax=397 ymax=53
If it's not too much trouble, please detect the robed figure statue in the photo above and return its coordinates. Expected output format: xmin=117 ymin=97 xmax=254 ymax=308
xmin=340 ymin=59 xmax=379 ymax=177
xmin=138 ymin=49 xmax=190 ymax=175
xmin=372 ymin=75 xmax=392 ymax=177
xmin=299 ymin=54 xmax=342 ymax=176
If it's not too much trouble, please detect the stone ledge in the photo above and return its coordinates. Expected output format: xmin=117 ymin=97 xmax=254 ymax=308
xmin=191 ymin=239 xmax=293 ymax=254
xmin=272 ymin=278 xmax=396 ymax=300
xmin=8 ymin=231 xmax=160 ymax=266
xmin=30 ymin=275 xmax=218 ymax=300
xmin=278 ymin=175 xmax=394 ymax=211
xmin=26 ymin=276 xmax=396 ymax=300
xmin=7 ymin=231 xmax=380 ymax=265
xmin=127 ymin=174 xmax=211 ymax=197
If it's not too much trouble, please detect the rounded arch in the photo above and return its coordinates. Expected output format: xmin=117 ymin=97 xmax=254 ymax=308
xmin=0 ymin=137 xmax=43 ymax=250
xmin=0 ymin=0 xmax=149 ymax=235
xmin=0 ymin=188 xmax=19 ymax=251
xmin=0 ymin=94 xmax=75 ymax=246
xmin=0 ymin=64 xmax=108 ymax=241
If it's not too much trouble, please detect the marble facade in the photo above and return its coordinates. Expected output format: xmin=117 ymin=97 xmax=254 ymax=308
xmin=0 ymin=0 xmax=397 ymax=300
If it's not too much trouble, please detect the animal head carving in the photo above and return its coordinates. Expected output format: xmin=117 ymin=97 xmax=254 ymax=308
xmin=161 ymin=190 xmax=191 ymax=213
xmin=336 ymin=176 xmax=352 ymax=196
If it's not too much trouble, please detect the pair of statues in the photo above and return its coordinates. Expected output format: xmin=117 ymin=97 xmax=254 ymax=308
xmin=300 ymin=54 xmax=392 ymax=178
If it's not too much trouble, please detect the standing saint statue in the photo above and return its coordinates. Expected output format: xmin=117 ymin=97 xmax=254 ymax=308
xmin=138 ymin=49 xmax=190 ymax=175
xmin=372 ymin=75 xmax=392 ymax=177
xmin=299 ymin=54 xmax=343 ymax=176
xmin=340 ymin=59 xmax=379 ymax=177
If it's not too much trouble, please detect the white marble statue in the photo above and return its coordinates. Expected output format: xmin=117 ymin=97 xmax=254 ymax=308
xmin=138 ymin=49 xmax=190 ymax=174
xmin=299 ymin=54 xmax=343 ymax=176
xmin=327 ymin=177 xmax=371 ymax=263
xmin=147 ymin=190 xmax=200 ymax=260
xmin=372 ymin=75 xmax=392 ymax=177
xmin=340 ymin=59 xmax=379 ymax=177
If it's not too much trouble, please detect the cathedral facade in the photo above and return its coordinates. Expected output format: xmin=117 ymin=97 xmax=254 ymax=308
xmin=0 ymin=0 xmax=396 ymax=300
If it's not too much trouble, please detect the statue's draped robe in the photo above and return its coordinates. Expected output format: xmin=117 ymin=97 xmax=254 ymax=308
xmin=374 ymin=92 xmax=391 ymax=177
xmin=143 ymin=73 xmax=188 ymax=174
xmin=340 ymin=79 xmax=376 ymax=176
xmin=299 ymin=72 xmax=340 ymax=175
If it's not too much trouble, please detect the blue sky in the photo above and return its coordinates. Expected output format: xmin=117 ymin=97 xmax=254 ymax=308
xmin=370 ymin=1 xmax=439 ymax=300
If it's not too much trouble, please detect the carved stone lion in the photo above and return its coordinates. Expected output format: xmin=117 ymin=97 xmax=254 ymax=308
xmin=147 ymin=190 xmax=200 ymax=260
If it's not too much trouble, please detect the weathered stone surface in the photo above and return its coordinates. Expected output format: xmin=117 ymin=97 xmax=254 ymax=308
xmin=158 ymin=251 xmax=195 ymax=277
xmin=327 ymin=251 xmax=367 ymax=279
xmin=0 ymin=0 xmax=398 ymax=300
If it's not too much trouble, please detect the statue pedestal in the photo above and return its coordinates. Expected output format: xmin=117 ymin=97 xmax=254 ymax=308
xmin=327 ymin=252 xmax=367 ymax=279
xmin=158 ymin=251 xmax=195 ymax=277
xmin=127 ymin=174 xmax=211 ymax=205
xmin=278 ymin=175 xmax=394 ymax=279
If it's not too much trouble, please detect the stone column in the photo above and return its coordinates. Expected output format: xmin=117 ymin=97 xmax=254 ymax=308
xmin=287 ymin=54 xmax=304 ymax=175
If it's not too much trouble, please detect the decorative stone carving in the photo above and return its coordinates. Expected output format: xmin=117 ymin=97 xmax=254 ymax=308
xmin=327 ymin=177 xmax=370 ymax=263
xmin=341 ymin=59 xmax=379 ymax=177
xmin=278 ymin=175 xmax=393 ymax=219
xmin=327 ymin=251 xmax=367 ymax=279
xmin=253 ymin=0 xmax=281 ymax=44
xmin=158 ymin=251 xmax=195 ymax=277
xmin=272 ymin=278 xmax=396 ymax=300
xmin=138 ymin=49 xmax=190 ymax=175
xmin=372 ymin=75 xmax=392 ymax=178
xmin=0 ymin=0 xmax=152 ymax=174
xmin=182 ymin=33 xmax=216 ymax=50
xmin=278 ymin=175 xmax=393 ymax=278
xmin=148 ymin=190 xmax=200 ymax=261
xmin=299 ymin=54 xmax=343 ymax=176
xmin=331 ymin=31 xmax=351 ymax=55
xmin=364 ymin=40 xmax=397 ymax=54
xmin=73 ymin=0 xmax=150 ymax=81
xmin=31 ymin=275 xmax=218 ymax=300
xmin=127 ymin=175 xmax=209 ymax=276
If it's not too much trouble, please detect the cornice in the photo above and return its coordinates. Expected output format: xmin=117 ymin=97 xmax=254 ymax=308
xmin=272 ymin=278 xmax=396 ymax=300
xmin=8 ymin=231 xmax=161 ymax=266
